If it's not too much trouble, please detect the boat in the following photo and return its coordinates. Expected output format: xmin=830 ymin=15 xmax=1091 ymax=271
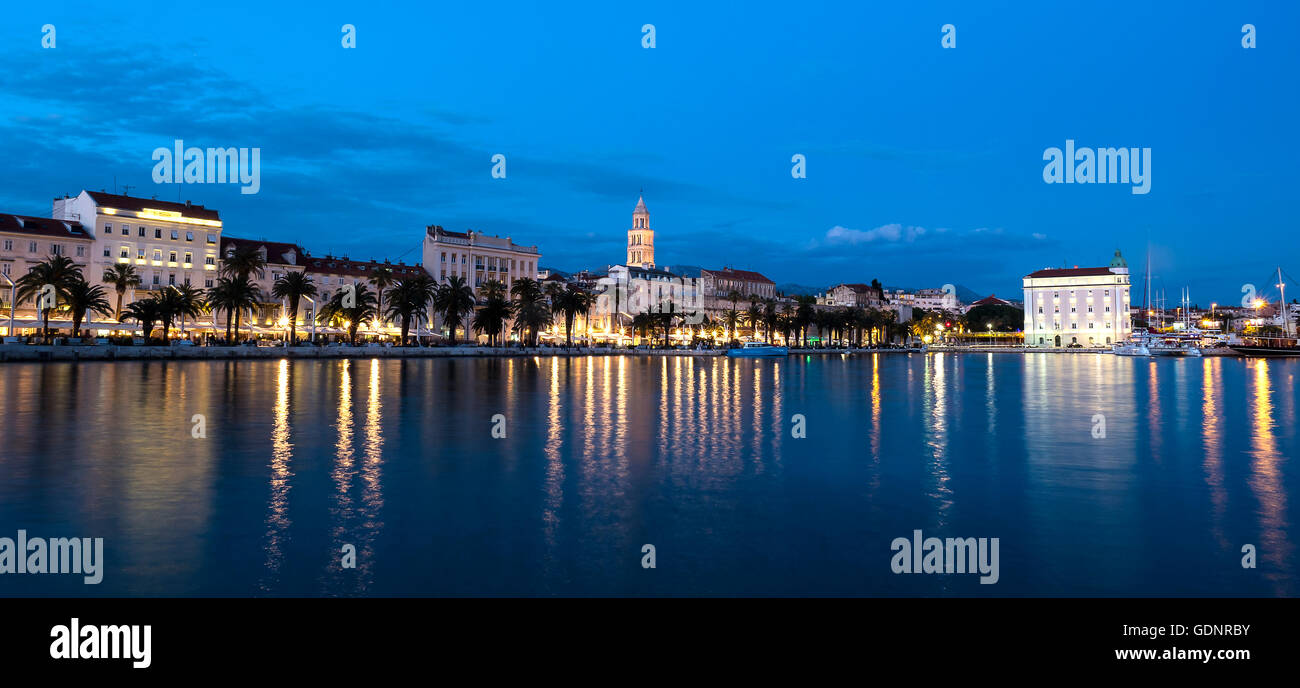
xmin=1230 ymin=336 xmax=1300 ymax=357
xmin=726 ymin=342 xmax=789 ymax=357
xmin=1113 ymin=339 xmax=1151 ymax=357
xmin=1230 ymin=267 xmax=1300 ymax=357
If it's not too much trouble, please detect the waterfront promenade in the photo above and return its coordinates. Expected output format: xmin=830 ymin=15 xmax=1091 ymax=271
xmin=0 ymin=343 xmax=1247 ymax=362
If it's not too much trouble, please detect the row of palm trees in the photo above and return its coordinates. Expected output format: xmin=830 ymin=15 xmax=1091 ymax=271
xmin=711 ymin=291 xmax=906 ymax=347
xmin=13 ymin=252 xmax=938 ymax=348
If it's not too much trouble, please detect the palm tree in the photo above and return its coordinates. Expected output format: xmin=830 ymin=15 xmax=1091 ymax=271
xmin=794 ymin=295 xmax=815 ymax=347
xmin=384 ymin=274 xmax=437 ymax=345
xmin=369 ymin=265 xmax=396 ymax=326
xmin=510 ymin=278 xmax=549 ymax=347
xmin=220 ymin=244 xmax=267 ymax=281
xmin=318 ymin=282 xmax=378 ymax=345
xmin=157 ymin=287 xmax=204 ymax=342
xmin=472 ymin=291 xmax=515 ymax=347
xmin=170 ymin=283 xmax=206 ymax=336
xmin=121 ymin=298 xmax=164 ymax=343
xmin=550 ymin=284 xmax=591 ymax=347
xmin=726 ymin=289 xmax=743 ymax=341
xmin=206 ymin=276 xmax=261 ymax=343
xmin=271 ymin=271 xmax=318 ymax=344
xmin=743 ymin=302 xmax=762 ymax=341
xmin=101 ymin=263 xmax=142 ymax=321
xmin=762 ymin=299 xmax=779 ymax=344
xmin=15 ymin=255 xmax=83 ymax=342
xmin=64 ymin=277 xmax=112 ymax=339
xmin=433 ymin=275 xmax=476 ymax=344
xmin=480 ymin=278 xmax=508 ymax=300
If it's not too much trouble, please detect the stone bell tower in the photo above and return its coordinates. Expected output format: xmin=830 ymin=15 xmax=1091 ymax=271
xmin=626 ymin=194 xmax=654 ymax=268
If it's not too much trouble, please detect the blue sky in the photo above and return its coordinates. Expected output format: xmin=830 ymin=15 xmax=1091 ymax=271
xmin=1 ymin=1 xmax=1296 ymax=303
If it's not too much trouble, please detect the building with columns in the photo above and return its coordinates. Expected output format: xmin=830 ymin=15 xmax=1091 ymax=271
xmin=1022 ymin=250 xmax=1131 ymax=347
xmin=627 ymin=195 xmax=654 ymax=268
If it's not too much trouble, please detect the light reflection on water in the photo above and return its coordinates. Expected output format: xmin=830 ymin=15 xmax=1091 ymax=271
xmin=0 ymin=354 xmax=1295 ymax=597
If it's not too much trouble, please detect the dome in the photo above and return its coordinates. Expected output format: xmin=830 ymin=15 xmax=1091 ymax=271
xmin=1109 ymin=249 xmax=1127 ymax=268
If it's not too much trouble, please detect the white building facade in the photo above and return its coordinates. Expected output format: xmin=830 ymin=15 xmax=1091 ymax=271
xmin=53 ymin=191 xmax=224 ymax=296
xmin=422 ymin=225 xmax=541 ymax=294
xmin=1022 ymin=251 xmax=1131 ymax=347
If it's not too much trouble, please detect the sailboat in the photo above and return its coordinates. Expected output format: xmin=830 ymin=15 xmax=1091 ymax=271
xmin=1230 ymin=267 xmax=1300 ymax=356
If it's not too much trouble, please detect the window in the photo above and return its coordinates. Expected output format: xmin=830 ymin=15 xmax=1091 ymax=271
xmin=204 ymin=256 xmax=214 ymax=266
xmin=168 ymin=274 xmax=176 ymax=285
xmin=153 ymin=249 xmax=162 ymax=262
xmin=121 ymin=224 xmax=129 ymax=234
xmin=76 ymin=246 xmax=85 ymax=257
xmin=2 ymin=240 xmax=10 ymax=251
xmin=184 ymin=252 xmax=192 ymax=264
xmin=204 ymin=279 xmax=213 ymax=288
xmin=28 ymin=242 xmax=37 ymax=253
xmin=137 ymin=248 xmax=146 ymax=260
xmin=440 ymin=252 xmax=446 ymax=263
xmin=138 ymin=227 xmax=145 ymax=237
xmin=1 ymin=264 xmax=8 ymax=276
xmin=1104 ymin=290 xmax=1110 ymax=296
xmin=154 ymin=228 xmax=162 ymax=239
xmin=206 ymin=234 xmax=216 ymax=244
xmin=103 ymin=248 xmax=111 ymax=257
xmin=120 ymin=247 xmax=129 ymax=258
xmin=152 ymin=274 xmax=160 ymax=285
xmin=171 ymin=230 xmax=179 ymax=240
xmin=104 ymin=223 xmax=112 ymax=233
xmin=51 ymin=243 xmax=64 ymax=255
xmin=186 ymin=232 xmax=194 ymax=242
xmin=184 ymin=277 xmax=191 ymax=286
xmin=169 ymin=251 xmax=177 ymax=263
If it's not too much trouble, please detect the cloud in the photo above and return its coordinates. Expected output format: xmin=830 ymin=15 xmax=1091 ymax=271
xmin=824 ymin=223 xmax=926 ymax=244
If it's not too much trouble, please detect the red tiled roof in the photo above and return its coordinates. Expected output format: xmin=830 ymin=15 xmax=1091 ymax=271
xmin=703 ymin=267 xmax=774 ymax=284
xmin=221 ymin=236 xmax=306 ymax=266
xmin=0 ymin=213 xmax=91 ymax=239
xmin=971 ymin=294 xmax=1013 ymax=306
xmin=1025 ymin=267 xmax=1115 ymax=278
xmin=304 ymin=256 xmax=427 ymax=279
xmin=86 ymin=191 xmax=221 ymax=221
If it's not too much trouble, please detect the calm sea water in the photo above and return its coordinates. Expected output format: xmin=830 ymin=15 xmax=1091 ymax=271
xmin=0 ymin=353 xmax=1295 ymax=597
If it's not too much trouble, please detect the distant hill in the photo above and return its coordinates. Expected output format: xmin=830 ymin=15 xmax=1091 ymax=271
xmin=776 ymin=283 xmax=824 ymax=296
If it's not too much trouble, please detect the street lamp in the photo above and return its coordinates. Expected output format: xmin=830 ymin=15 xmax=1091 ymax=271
xmin=302 ymin=295 xmax=316 ymax=343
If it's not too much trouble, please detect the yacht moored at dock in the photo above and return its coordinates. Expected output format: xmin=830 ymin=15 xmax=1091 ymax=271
xmin=726 ymin=342 xmax=789 ymax=357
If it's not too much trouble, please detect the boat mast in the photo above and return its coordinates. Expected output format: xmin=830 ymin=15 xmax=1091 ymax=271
xmin=1279 ymin=267 xmax=1291 ymax=337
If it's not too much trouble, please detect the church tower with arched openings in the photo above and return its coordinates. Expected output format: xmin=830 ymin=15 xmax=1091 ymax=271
xmin=627 ymin=194 xmax=654 ymax=268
